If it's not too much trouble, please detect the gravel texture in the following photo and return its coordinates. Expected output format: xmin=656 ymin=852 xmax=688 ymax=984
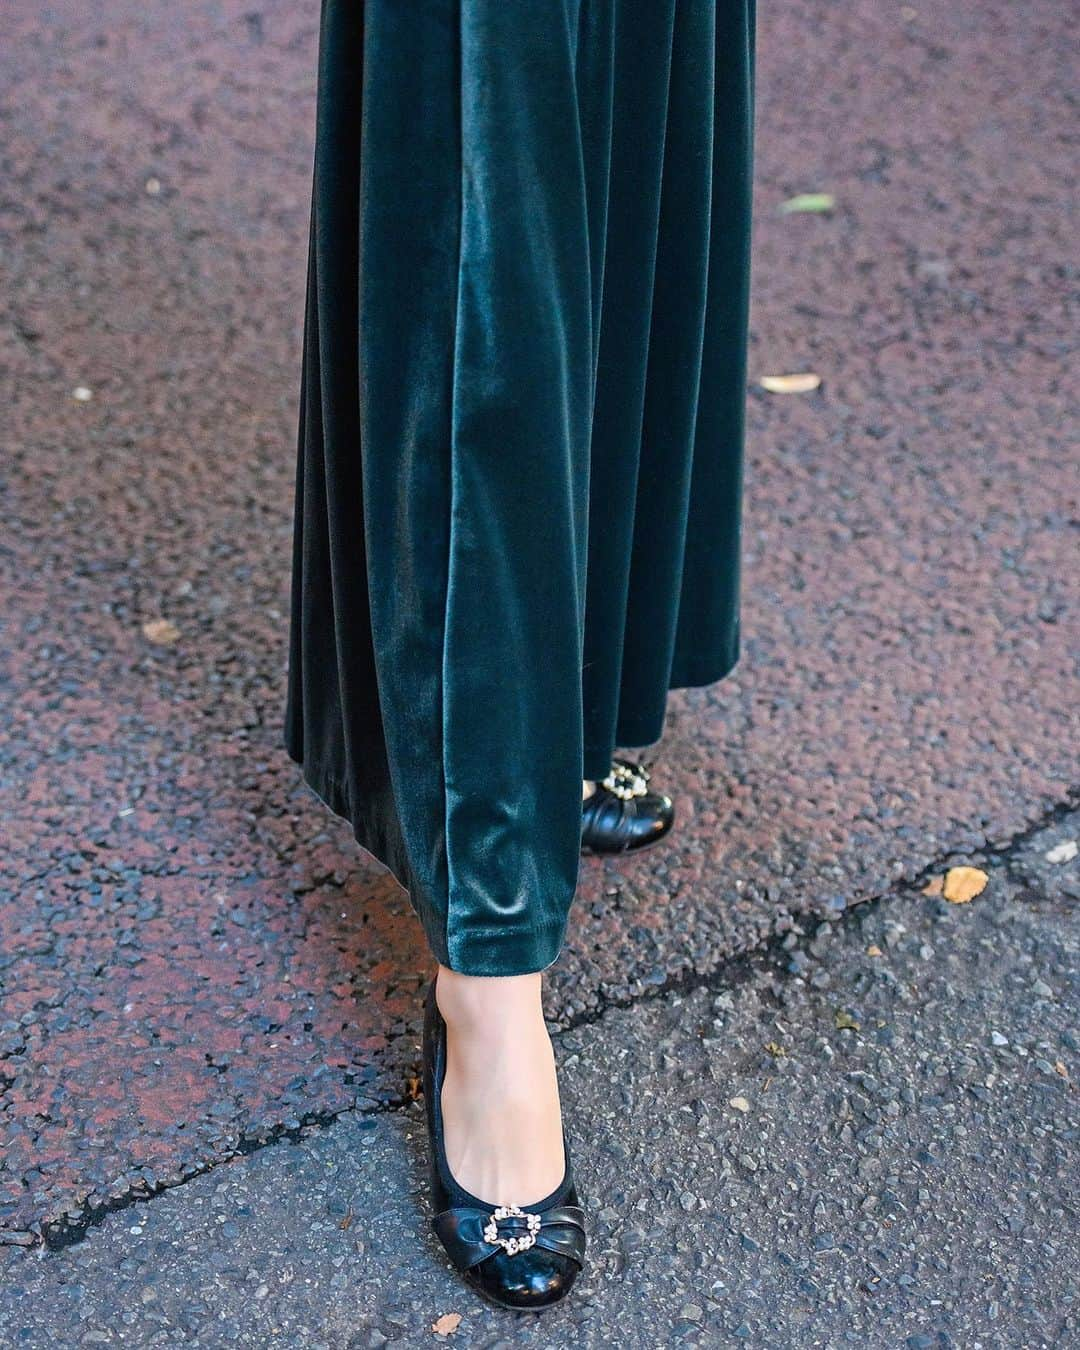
xmin=2 ymin=817 xmax=1077 ymax=1347
xmin=2 ymin=0 xmax=1078 ymax=1242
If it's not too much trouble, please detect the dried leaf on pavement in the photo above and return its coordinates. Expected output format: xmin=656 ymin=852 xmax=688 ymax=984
xmin=922 ymin=875 xmax=945 ymax=896
xmin=432 ymin=1313 xmax=462 ymax=1336
xmin=780 ymin=192 xmax=836 ymax=214
xmin=760 ymin=372 xmax=822 ymax=394
xmin=142 ymin=618 xmax=180 ymax=645
xmin=942 ymin=866 xmax=988 ymax=904
xmin=834 ymin=1009 xmax=860 ymax=1031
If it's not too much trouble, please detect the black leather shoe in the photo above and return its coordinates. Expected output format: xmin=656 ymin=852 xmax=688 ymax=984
xmin=422 ymin=984 xmax=586 ymax=1311
xmin=581 ymin=756 xmax=675 ymax=854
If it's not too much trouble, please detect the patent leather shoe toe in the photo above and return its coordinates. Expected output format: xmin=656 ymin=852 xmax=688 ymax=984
xmin=581 ymin=755 xmax=674 ymax=854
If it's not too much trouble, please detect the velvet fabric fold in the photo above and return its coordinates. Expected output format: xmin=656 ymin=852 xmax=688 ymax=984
xmin=285 ymin=0 xmax=755 ymax=975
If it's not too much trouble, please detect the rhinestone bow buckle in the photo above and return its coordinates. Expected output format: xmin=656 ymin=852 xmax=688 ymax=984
xmin=600 ymin=759 xmax=650 ymax=801
xmin=483 ymin=1204 xmax=543 ymax=1256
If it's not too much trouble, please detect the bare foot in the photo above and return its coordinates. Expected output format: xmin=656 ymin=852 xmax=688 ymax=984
xmin=436 ymin=966 xmax=566 ymax=1208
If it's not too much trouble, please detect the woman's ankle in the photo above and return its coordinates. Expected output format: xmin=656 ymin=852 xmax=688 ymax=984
xmin=435 ymin=966 xmax=565 ymax=1206
xmin=435 ymin=965 xmax=544 ymax=1033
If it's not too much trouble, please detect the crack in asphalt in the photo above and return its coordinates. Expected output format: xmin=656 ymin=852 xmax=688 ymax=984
xmin=15 ymin=785 xmax=1078 ymax=1252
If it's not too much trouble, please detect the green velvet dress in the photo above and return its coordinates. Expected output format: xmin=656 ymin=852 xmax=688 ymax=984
xmin=285 ymin=0 xmax=755 ymax=976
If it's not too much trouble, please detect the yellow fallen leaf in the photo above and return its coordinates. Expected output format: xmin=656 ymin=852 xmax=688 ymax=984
xmin=142 ymin=618 xmax=180 ymax=645
xmin=922 ymin=875 xmax=944 ymax=896
xmin=834 ymin=1009 xmax=859 ymax=1032
xmin=764 ymin=1041 xmax=787 ymax=1057
xmin=780 ymin=192 xmax=836 ymax=214
xmin=432 ymin=1313 xmax=462 ymax=1337
xmin=942 ymin=866 xmax=988 ymax=904
xmin=866 ymin=944 xmax=883 ymax=957
xmin=760 ymin=373 xmax=821 ymax=394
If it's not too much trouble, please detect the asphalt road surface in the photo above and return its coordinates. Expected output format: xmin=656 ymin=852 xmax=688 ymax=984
xmin=3 ymin=812 xmax=1077 ymax=1346
xmin=1 ymin=0 xmax=1077 ymax=1343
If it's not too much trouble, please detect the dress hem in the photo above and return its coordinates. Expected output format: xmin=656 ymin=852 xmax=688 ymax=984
xmin=284 ymin=740 xmax=570 ymax=977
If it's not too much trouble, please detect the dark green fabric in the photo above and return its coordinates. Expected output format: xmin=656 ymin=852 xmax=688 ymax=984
xmin=285 ymin=0 xmax=755 ymax=975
